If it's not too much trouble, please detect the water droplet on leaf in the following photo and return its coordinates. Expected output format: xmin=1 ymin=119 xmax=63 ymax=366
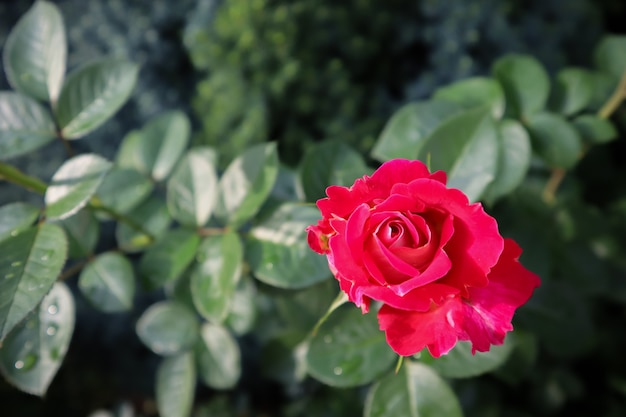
xmin=46 ymin=325 xmax=58 ymax=336
xmin=333 ymin=366 xmax=343 ymax=375
xmin=15 ymin=354 xmax=38 ymax=371
xmin=47 ymin=304 xmax=58 ymax=315
xmin=10 ymin=261 xmax=21 ymax=267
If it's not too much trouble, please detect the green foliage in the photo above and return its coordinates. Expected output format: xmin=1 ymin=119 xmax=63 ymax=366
xmin=1 ymin=1 xmax=626 ymax=417
xmin=364 ymin=362 xmax=463 ymax=417
xmin=305 ymin=304 xmax=396 ymax=387
xmin=0 ymin=282 xmax=74 ymax=396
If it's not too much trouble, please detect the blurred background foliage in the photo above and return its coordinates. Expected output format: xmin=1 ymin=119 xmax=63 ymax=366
xmin=1 ymin=0 xmax=626 ymax=416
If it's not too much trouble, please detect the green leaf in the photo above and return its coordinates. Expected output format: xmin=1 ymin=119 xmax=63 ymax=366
xmin=45 ymin=153 xmax=112 ymax=220
xmin=305 ymin=304 xmax=396 ymax=387
xmin=275 ymin=279 xmax=338 ymax=339
xmin=115 ymin=196 xmax=171 ymax=253
xmin=492 ymin=54 xmax=550 ymax=118
xmin=55 ymin=207 xmax=99 ymax=258
xmin=0 ymin=92 xmax=57 ymax=160
xmin=0 ymin=223 xmax=67 ymax=341
xmin=195 ymin=322 xmax=241 ymax=389
xmin=2 ymin=1 xmax=66 ymax=102
xmin=526 ymin=112 xmax=583 ymax=169
xmin=78 ymin=252 xmax=135 ymax=313
xmin=167 ymin=148 xmax=218 ymax=227
xmin=216 ymin=142 xmax=279 ymax=228
xmin=418 ymin=106 xmax=499 ymax=202
xmin=549 ymin=68 xmax=593 ymax=116
xmin=0 ymin=282 xmax=74 ymax=396
xmin=246 ymin=203 xmax=330 ymax=289
xmin=434 ymin=77 xmax=505 ymax=118
xmin=586 ymin=70 xmax=616 ymax=111
xmin=139 ymin=228 xmax=199 ymax=290
xmin=298 ymin=140 xmax=369 ymax=202
xmin=483 ymin=119 xmax=532 ymax=204
xmin=156 ymin=352 xmax=196 ymax=417
xmin=54 ymin=58 xmax=139 ymax=139
xmin=573 ymin=114 xmax=618 ymax=145
xmin=0 ymin=202 xmax=40 ymax=243
xmin=136 ymin=301 xmax=199 ymax=356
xmin=364 ymin=362 xmax=463 ymax=417
xmin=117 ymin=111 xmax=191 ymax=181
xmin=225 ymin=276 xmax=257 ymax=335
xmin=594 ymin=35 xmax=626 ymax=79
xmin=191 ymin=231 xmax=243 ymax=323
xmin=421 ymin=337 xmax=515 ymax=378
xmin=96 ymin=167 xmax=153 ymax=215
xmin=370 ymin=100 xmax=461 ymax=162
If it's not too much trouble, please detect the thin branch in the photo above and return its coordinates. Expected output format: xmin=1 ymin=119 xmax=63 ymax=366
xmin=541 ymin=70 xmax=626 ymax=204
xmin=598 ymin=70 xmax=626 ymax=120
xmin=0 ymin=162 xmax=47 ymax=194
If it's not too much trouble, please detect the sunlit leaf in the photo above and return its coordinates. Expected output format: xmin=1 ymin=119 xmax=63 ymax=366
xmin=247 ymin=203 xmax=330 ymax=289
xmin=55 ymin=58 xmax=138 ymax=139
xmin=78 ymin=252 xmax=135 ymax=312
xmin=0 ymin=282 xmax=74 ymax=396
xmin=2 ymin=0 xmax=66 ymax=102
xmin=96 ymin=167 xmax=153 ymax=215
xmin=117 ymin=111 xmax=191 ymax=181
xmin=136 ymin=301 xmax=199 ymax=356
xmin=0 ymin=223 xmax=67 ymax=341
xmin=0 ymin=202 xmax=40 ymax=243
xmin=0 ymin=92 xmax=56 ymax=160
xmin=216 ymin=142 xmax=279 ymax=228
xmin=156 ymin=351 xmax=196 ymax=417
xmin=167 ymin=148 xmax=218 ymax=227
xmin=191 ymin=231 xmax=243 ymax=323
xmin=45 ymin=153 xmax=112 ymax=220
xmin=195 ymin=322 xmax=241 ymax=389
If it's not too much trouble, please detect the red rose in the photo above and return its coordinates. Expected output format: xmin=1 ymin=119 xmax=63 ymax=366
xmin=307 ymin=159 xmax=540 ymax=357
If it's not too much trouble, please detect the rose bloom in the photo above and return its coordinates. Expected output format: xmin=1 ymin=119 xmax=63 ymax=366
xmin=307 ymin=159 xmax=540 ymax=357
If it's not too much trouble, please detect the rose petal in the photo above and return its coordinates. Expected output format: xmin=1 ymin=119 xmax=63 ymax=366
xmin=378 ymin=297 xmax=463 ymax=357
xmin=415 ymin=180 xmax=504 ymax=273
xmin=458 ymin=238 xmax=541 ymax=353
xmin=377 ymin=239 xmax=540 ymax=357
xmin=364 ymin=282 xmax=459 ymax=312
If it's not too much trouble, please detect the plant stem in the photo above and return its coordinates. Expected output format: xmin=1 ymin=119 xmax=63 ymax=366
xmin=542 ymin=69 xmax=626 ymax=204
xmin=89 ymin=196 xmax=155 ymax=241
xmin=0 ymin=162 xmax=154 ymax=240
xmin=598 ymin=70 xmax=626 ymax=120
xmin=0 ymin=162 xmax=47 ymax=194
